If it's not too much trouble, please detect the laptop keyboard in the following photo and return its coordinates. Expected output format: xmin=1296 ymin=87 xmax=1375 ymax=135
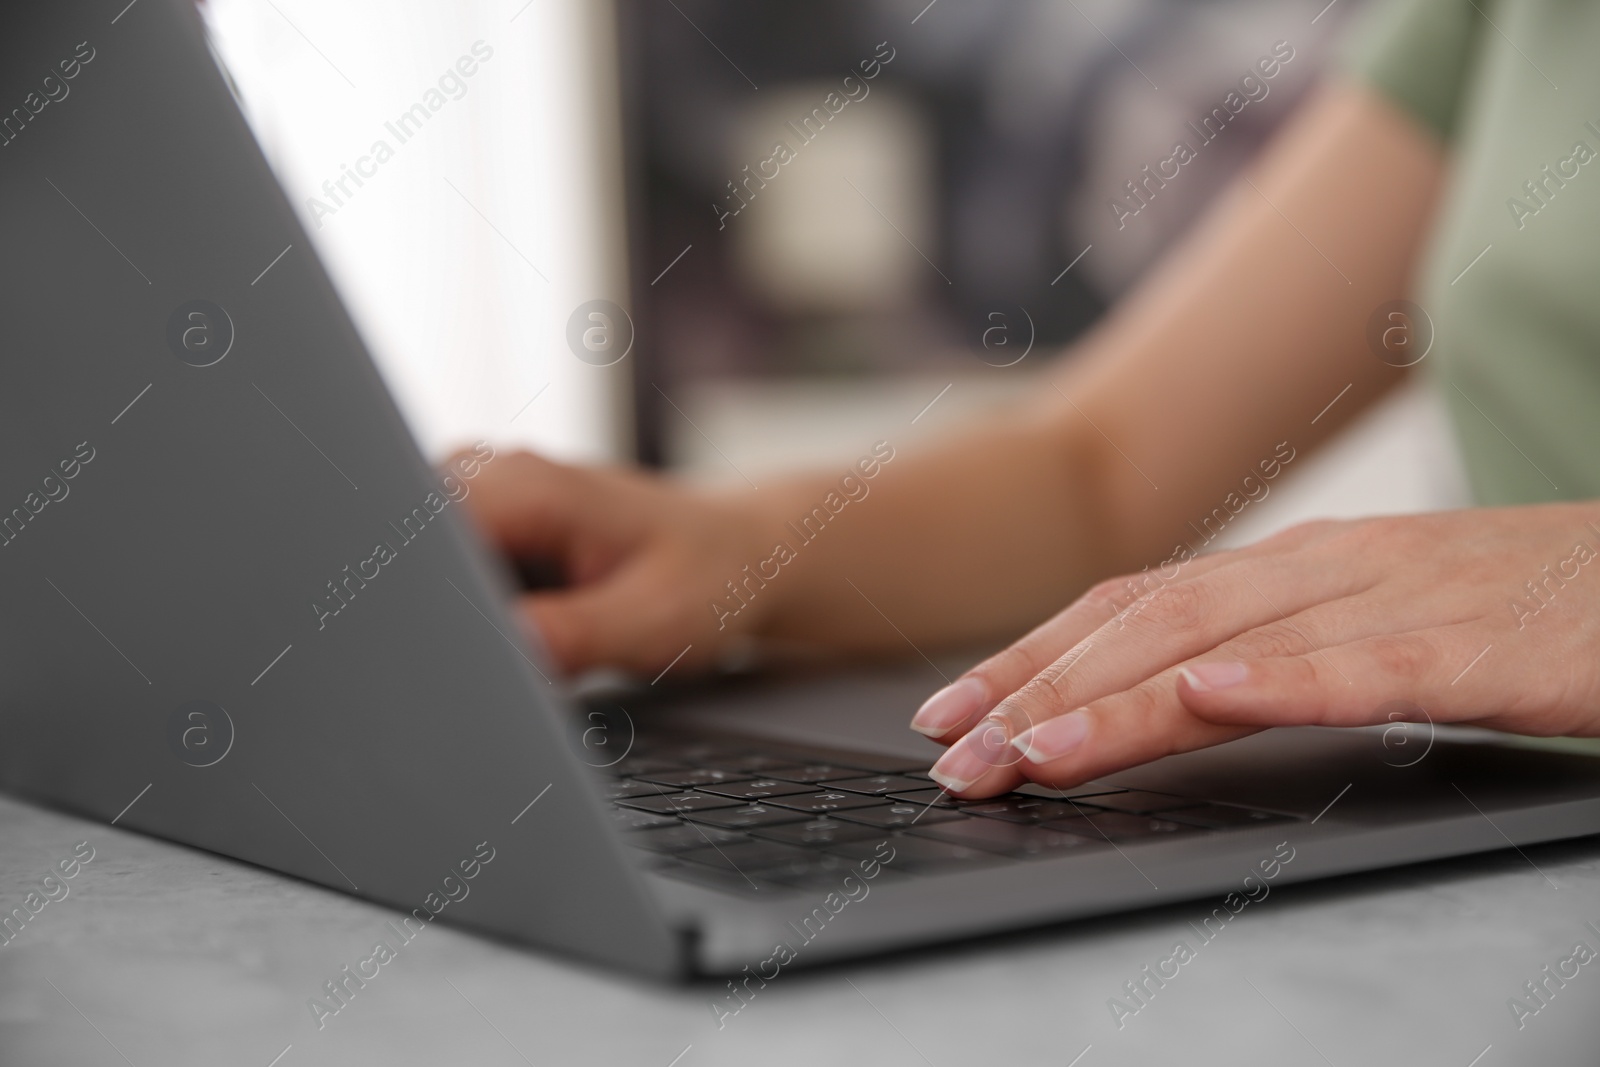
xmin=603 ymin=734 xmax=1301 ymax=895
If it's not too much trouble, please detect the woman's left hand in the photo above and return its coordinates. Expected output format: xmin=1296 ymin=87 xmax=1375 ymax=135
xmin=909 ymin=504 xmax=1600 ymax=797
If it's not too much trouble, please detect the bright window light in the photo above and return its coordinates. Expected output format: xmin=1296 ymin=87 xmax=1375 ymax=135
xmin=201 ymin=0 xmax=633 ymax=462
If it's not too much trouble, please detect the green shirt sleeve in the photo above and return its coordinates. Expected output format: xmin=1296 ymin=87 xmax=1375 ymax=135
xmin=1341 ymin=0 xmax=1486 ymax=143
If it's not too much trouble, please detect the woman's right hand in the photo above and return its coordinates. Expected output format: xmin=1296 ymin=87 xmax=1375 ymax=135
xmin=457 ymin=450 xmax=778 ymax=677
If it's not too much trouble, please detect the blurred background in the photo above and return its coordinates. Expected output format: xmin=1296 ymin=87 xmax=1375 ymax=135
xmin=615 ymin=0 xmax=1348 ymax=470
xmin=201 ymin=0 xmax=1469 ymax=537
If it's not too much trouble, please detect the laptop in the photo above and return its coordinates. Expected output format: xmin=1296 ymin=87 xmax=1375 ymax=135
xmin=4 ymin=0 xmax=1600 ymax=981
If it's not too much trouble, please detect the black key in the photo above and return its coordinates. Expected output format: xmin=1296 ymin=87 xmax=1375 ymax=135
xmin=617 ymin=792 xmax=746 ymax=815
xmin=684 ymin=803 xmax=814 ymax=830
xmin=766 ymin=792 xmax=893 ymax=815
xmin=751 ymin=818 xmax=885 ymax=848
xmin=884 ymin=788 xmax=965 ymax=808
xmin=908 ymin=819 xmax=1109 ymax=858
xmin=650 ymin=860 xmax=781 ymax=896
xmin=1163 ymin=804 xmax=1295 ymax=830
xmin=1046 ymin=813 xmax=1203 ymax=842
xmin=603 ymin=778 xmax=666 ymax=800
xmin=1079 ymin=790 xmax=1199 ymax=815
xmin=695 ymin=778 xmax=820 ymax=801
xmin=1015 ymin=783 xmax=1127 ymax=800
xmin=829 ymin=835 xmax=1009 ymax=872
xmin=629 ymin=823 xmax=748 ymax=853
xmin=824 ymin=775 xmax=932 ymax=796
xmin=679 ymin=839 xmax=818 ymax=873
xmin=833 ymin=802 xmax=967 ymax=829
xmin=608 ymin=806 xmax=678 ymax=831
xmin=958 ymin=797 xmax=1085 ymax=824
xmin=632 ymin=768 xmax=755 ymax=789
xmin=704 ymin=753 xmax=796 ymax=773
xmin=764 ymin=764 xmax=875 ymax=784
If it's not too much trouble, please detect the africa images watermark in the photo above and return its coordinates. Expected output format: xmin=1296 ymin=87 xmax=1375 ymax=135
xmin=713 ymin=40 xmax=898 ymax=230
xmin=1505 ymin=918 xmax=1600 ymax=1031
xmin=1505 ymin=119 xmax=1600 ymax=231
xmin=313 ymin=441 xmax=496 ymax=630
xmin=0 ymin=840 xmax=96 ymax=951
xmin=1366 ymin=299 xmax=1434 ymax=368
xmin=304 ymin=40 xmax=495 ymax=228
xmin=1107 ymin=839 xmax=1297 ymax=1029
xmin=709 ymin=839 xmax=897 ymax=1029
xmin=1109 ymin=40 xmax=1297 ymax=230
xmin=710 ymin=441 xmax=896 ymax=631
xmin=308 ymin=840 xmax=497 ymax=1030
xmin=0 ymin=39 xmax=97 ymax=148
xmin=1109 ymin=441 xmax=1298 ymax=630
xmin=1509 ymin=520 xmax=1600 ymax=631
xmin=0 ymin=440 xmax=96 ymax=549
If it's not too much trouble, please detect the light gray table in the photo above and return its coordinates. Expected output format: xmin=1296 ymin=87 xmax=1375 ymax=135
xmin=6 ymin=697 xmax=1600 ymax=1066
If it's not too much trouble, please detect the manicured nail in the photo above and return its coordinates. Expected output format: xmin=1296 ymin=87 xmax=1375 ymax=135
xmin=1010 ymin=709 xmax=1090 ymax=764
xmin=928 ymin=718 xmax=1009 ymax=791
xmin=1179 ymin=662 xmax=1249 ymax=692
xmin=911 ymin=677 xmax=987 ymax=738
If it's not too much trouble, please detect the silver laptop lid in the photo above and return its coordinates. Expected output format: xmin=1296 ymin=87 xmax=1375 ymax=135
xmin=0 ymin=0 xmax=679 ymax=976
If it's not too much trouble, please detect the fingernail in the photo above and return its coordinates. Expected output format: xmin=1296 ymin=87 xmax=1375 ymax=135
xmin=911 ymin=677 xmax=987 ymax=738
xmin=928 ymin=718 xmax=1009 ymax=791
xmin=1010 ymin=709 xmax=1090 ymax=764
xmin=1179 ymin=662 xmax=1249 ymax=692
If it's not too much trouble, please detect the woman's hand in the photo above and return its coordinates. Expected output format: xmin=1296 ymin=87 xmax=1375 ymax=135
xmin=459 ymin=450 xmax=779 ymax=677
xmin=910 ymin=505 xmax=1600 ymax=798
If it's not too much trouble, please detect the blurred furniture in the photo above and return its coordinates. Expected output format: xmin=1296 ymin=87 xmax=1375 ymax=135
xmin=620 ymin=0 xmax=1365 ymax=466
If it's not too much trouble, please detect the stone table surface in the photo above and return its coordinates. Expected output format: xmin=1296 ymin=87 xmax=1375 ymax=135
xmin=5 ymin=782 xmax=1600 ymax=1066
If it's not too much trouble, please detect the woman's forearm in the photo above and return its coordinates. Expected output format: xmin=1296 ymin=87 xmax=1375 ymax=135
xmin=749 ymin=413 xmax=1110 ymax=654
xmin=749 ymin=81 xmax=1447 ymax=655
